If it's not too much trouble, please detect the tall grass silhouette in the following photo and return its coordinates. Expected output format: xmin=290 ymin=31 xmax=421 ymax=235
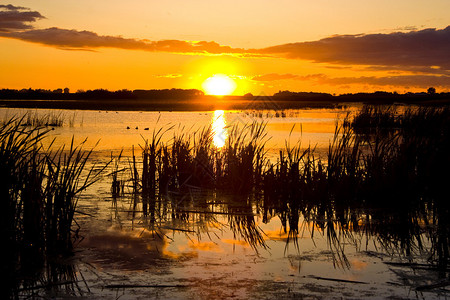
xmin=1 ymin=116 xmax=108 ymax=297
xmin=122 ymin=105 xmax=450 ymax=274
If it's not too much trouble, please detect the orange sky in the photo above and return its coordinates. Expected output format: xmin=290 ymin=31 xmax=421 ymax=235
xmin=1 ymin=1 xmax=450 ymax=95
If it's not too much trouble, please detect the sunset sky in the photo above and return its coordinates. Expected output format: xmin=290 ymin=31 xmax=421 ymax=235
xmin=1 ymin=1 xmax=450 ymax=95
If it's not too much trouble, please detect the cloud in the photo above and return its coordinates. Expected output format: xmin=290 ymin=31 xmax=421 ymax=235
xmin=0 ymin=4 xmax=44 ymax=32
xmin=154 ymin=73 xmax=183 ymax=78
xmin=393 ymin=25 xmax=419 ymax=32
xmin=6 ymin=25 xmax=449 ymax=75
xmin=361 ymin=65 xmax=450 ymax=76
xmin=258 ymin=27 xmax=450 ymax=71
xmin=252 ymin=73 xmax=330 ymax=82
xmin=0 ymin=4 xmax=245 ymax=55
xmin=322 ymin=74 xmax=450 ymax=88
xmin=252 ymin=73 xmax=328 ymax=82
xmin=252 ymin=72 xmax=450 ymax=88
xmin=3 ymin=27 xmax=150 ymax=49
xmin=306 ymin=73 xmax=450 ymax=88
xmin=252 ymin=73 xmax=299 ymax=81
xmin=0 ymin=4 xmax=29 ymax=11
xmin=1 ymin=4 xmax=450 ymax=78
xmin=0 ymin=27 xmax=248 ymax=55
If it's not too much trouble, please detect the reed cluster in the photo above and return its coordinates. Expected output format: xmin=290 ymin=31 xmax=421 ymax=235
xmin=1 ymin=110 xmax=78 ymax=128
xmin=128 ymin=122 xmax=269 ymax=207
xmin=124 ymin=105 xmax=450 ymax=273
xmin=1 ymin=117 xmax=106 ymax=297
xmin=349 ymin=104 xmax=400 ymax=132
xmin=23 ymin=111 xmax=66 ymax=127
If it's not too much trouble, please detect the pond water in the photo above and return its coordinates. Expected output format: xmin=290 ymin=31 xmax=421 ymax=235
xmin=0 ymin=106 xmax=354 ymax=155
xmin=2 ymin=105 xmax=448 ymax=299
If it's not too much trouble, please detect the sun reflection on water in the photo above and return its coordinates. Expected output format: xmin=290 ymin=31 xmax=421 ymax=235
xmin=212 ymin=110 xmax=227 ymax=148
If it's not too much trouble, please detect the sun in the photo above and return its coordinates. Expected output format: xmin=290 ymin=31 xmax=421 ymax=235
xmin=202 ymin=74 xmax=236 ymax=96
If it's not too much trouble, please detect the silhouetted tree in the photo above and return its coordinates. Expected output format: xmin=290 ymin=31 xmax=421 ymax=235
xmin=428 ymin=87 xmax=436 ymax=94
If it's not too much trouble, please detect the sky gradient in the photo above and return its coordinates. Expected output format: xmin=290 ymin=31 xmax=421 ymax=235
xmin=1 ymin=1 xmax=450 ymax=95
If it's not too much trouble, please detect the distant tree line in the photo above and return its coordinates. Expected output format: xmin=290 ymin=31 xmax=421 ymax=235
xmin=272 ymin=90 xmax=334 ymax=101
xmin=272 ymin=89 xmax=450 ymax=104
xmin=0 ymin=87 xmax=449 ymax=104
xmin=0 ymin=88 xmax=204 ymax=100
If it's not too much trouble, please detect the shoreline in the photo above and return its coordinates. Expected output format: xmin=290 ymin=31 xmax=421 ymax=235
xmin=1 ymin=97 xmax=448 ymax=112
xmin=0 ymin=99 xmax=345 ymax=111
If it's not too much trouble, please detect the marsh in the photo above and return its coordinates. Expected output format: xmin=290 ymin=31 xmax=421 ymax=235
xmin=3 ymin=104 xmax=450 ymax=299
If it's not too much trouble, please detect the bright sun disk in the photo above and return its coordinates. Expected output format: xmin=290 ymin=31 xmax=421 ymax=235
xmin=202 ymin=74 xmax=236 ymax=96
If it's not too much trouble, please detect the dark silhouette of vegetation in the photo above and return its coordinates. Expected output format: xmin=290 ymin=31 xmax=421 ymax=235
xmin=273 ymin=89 xmax=450 ymax=105
xmin=0 ymin=88 xmax=203 ymax=100
xmin=272 ymin=90 xmax=334 ymax=101
xmin=0 ymin=88 xmax=449 ymax=111
xmin=133 ymin=89 xmax=204 ymax=99
xmin=118 ymin=106 xmax=450 ymax=275
xmin=1 ymin=117 xmax=108 ymax=298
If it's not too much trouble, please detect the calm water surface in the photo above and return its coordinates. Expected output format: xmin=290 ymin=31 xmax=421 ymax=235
xmin=0 ymin=107 xmax=354 ymax=154
xmin=2 ymin=106 xmax=445 ymax=299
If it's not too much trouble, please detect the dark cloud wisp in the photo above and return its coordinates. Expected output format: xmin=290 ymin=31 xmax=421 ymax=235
xmin=259 ymin=27 xmax=450 ymax=70
xmin=253 ymin=72 xmax=450 ymax=89
xmin=0 ymin=27 xmax=247 ymax=54
xmin=0 ymin=4 xmax=29 ymax=11
xmin=0 ymin=4 xmax=44 ymax=32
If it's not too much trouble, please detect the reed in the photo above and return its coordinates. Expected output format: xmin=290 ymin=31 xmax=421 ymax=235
xmin=219 ymin=121 xmax=269 ymax=194
xmin=0 ymin=117 xmax=49 ymax=294
xmin=110 ymin=151 xmax=125 ymax=198
xmin=192 ymin=126 xmax=215 ymax=189
xmin=350 ymin=104 xmax=400 ymax=133
xmin=117 ymin=106 xmax=450 ymax=273
xmin=45 ymin=138 xmax=107 ymax=252
xmin=1 ymin=116 xmax=108 ymax=297
xmin=21 ymin=110 xmax=66 ymax=127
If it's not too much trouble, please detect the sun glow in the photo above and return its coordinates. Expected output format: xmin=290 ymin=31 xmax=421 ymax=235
xmin=211 ymin=110 xmax=228 ymax=148
xmin=202 ymin=74 xmax=236 ymax=96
